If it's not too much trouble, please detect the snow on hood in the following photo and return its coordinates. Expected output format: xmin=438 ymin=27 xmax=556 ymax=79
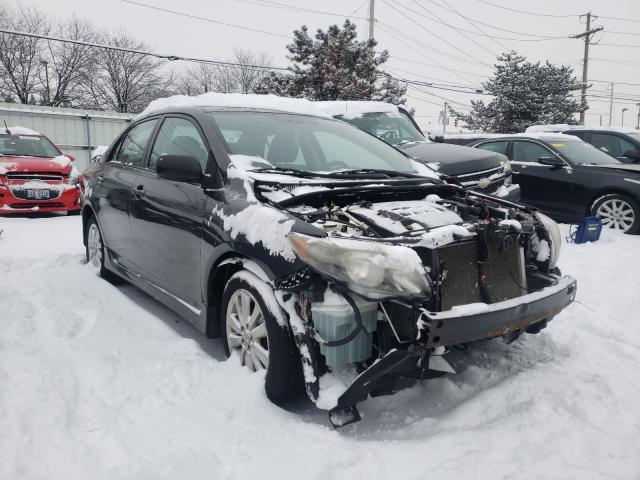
xmin=314 ymin=101 xmax=400 ymax=120
xmin=5 ymin=126 xmax=40 ymax=135
xmin=50 ymin=155 xmax=72 ymax=168
xmin=0 ymin=161 xmax=19 ymax=174
xmin=139 ymin=93 xmax=332 ymax=119
xmin=0 ymin=156 xmax=71 ymax=174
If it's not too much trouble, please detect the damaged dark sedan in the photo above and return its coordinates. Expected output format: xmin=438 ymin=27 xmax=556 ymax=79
xmin=81 ymin=94 xmax=576 ymax=427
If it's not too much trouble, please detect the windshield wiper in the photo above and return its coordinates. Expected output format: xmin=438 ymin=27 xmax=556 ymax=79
xmin=327 ymin=168 xmax=424 ymax=179
xmin=250 ymin=167 xmax=324 ymax=178
xmin=251 ymin=167 xmax=431 ymax=181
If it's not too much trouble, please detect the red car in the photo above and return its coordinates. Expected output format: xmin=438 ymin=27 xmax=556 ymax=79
xmin=0 ymin=127 xmax=81 ymax=214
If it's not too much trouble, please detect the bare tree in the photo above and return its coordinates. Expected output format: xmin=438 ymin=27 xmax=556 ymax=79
xmin=81 ymin=31 xmax=169 ymax=113
xmin=233 ymin=48 xmax=271 ymax=94
xmin=174 ymin=49 xmax=272 ymax=96
xmin=38 ymin=16 xmax=98 ymax=107
xmin=0 ymin=6 xmax=50 ymax=104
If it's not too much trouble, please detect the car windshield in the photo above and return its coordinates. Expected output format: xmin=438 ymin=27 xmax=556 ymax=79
xmin=342 ymin=111 xmax=425 ymax=146
xmin=0 ymin=134 xmax=60 ymax=158
xmin=209 ymin=111 xmax=433 ymax=176
xmin=549 ymin=140 xmax=622 ymax=165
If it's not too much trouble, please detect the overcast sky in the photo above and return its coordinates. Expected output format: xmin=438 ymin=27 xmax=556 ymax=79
xmin=11 ymin=0 xmax=640 ymax=130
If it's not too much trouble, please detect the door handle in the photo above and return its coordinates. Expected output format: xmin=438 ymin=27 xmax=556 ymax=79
xmin=133 ymin=184 xmax=145 ymax=196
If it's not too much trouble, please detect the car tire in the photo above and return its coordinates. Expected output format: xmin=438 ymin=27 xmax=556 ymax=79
xmin=221 ymin=272 xmax=304 ymax=405
xmin=85 ymin=216 xmax=120 ymax=282
xmin=591 ymin=193 xmax=640 ymax=234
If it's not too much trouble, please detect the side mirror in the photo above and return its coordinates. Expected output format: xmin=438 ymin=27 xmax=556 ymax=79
xmin=622 ymin=149 xmax=640 ymax=160
xmin=538 ymin=156 xmax=565 ymax=168
xmin=156 ymin=154 xmax=203 ymax=182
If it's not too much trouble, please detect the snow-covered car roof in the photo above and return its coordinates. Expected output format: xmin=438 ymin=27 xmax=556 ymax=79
xmin=314 ymin=101 xmax=401 ymax=120
xmin=139 ymin=93 xmax=332 ymax=119
xmin=526 ymin=124 xmax=640 ymax=134
xmin=2 ymin=126 xmax=41 ymax=136
xmin=487 ymin=132 xmax=584 ymax=142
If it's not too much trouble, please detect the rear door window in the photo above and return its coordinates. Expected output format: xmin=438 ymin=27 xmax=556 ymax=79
xmin=591 ymin=133 xmax=625 ymax=157
xmin=512 ymin=141 xmax=553 ymax=163
xmin=113 ymin=120 xmax=158 ymax=167
xmin=476 ymin=141 xmax=509 ymax=155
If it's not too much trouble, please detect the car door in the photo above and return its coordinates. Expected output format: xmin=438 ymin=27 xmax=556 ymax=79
xmin=588 ymin=132 xmax=639 ymax=163
xmin=510 ymin=140 xmax=575 ymax=217
xmin=129 ymin=115 xmax=209 ymax=311
xmin=95 ymin=119 xmax=158 ymax=266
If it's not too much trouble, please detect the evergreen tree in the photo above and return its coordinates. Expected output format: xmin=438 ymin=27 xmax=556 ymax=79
xmin=453 ymin=51 xmax=585 ymax=133
xmin=255 ymin=20 xmax=406 ymax=103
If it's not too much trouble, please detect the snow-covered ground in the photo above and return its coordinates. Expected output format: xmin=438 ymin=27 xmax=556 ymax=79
xmin=1 ymin=214 xmax=639 ymax=479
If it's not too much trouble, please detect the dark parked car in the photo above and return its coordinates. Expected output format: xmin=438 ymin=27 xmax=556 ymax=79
xmin=315 ymin=101 xmax=520 ymax=200
xmin=82 ymin=95 xmax=576 ymax=426
xmin=471 ymin=133 xmax=640 ymax=233
xmin=555 ymin=127 xmax=640 ymax=164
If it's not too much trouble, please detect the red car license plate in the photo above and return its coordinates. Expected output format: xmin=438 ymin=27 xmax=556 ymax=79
xmin=26 ymin=189 xmax=50 ymax=199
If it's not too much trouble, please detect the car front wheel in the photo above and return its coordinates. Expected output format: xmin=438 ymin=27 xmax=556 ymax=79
xmin=221 ymin=272 xmax=303 ymax=405
xmin=591 ymin=194 xmax=639 ymax=234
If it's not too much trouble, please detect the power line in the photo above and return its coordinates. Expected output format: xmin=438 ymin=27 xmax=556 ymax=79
xmin=378 ymin=20 xmax=485 ymax=65
xmin=376 ymin=23 xmax=484 ymax=84
xmin=432 ymin=0 xmax=508 ymax=51
xmin=389 ymin=55 xmax=491 ymax=79
xmin=0 ymin=27 xmax=290 ymax=71
xmin=595 ymin=42 xmax=640 ymax=48
xmin=407 ymin=0 xmax=498 ymax=57
xmin=382 ymin=0 xmax=492 ymax=66
xmin=120 ymin=0 xmax=291 ymax=39
xmin=598 ymin=15 xmax=640 ymax=24
xmin=591 ymin=79 xmax=640 ymax=87
xmin=476 ymin=0 xmax=577 ymax=18
xmin=235 ymin=0 xmax=368 ymax=20
xmin=607 ymin=30 xmax=640 ymax=37
xmin=431 ymin=0 xmax=573 ymax=42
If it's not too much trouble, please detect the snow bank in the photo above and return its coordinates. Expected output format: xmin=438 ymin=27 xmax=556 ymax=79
xmin=314 ymin=101 xmax=399 ymax=119
xmin=140 ymin=93 xmax=332 ymax=119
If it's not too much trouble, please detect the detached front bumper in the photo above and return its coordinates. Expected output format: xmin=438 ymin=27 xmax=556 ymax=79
xmin=327 ymin=275 xmax=577 ymax=427
xmin=422 ymin=274 xmax=576 ymax=347
xmin=0 ymin=185 xmax=81 ymax=214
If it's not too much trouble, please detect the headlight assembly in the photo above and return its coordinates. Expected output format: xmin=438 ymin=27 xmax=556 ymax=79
xmin=288 ymin=233 xmax=431 ymax=300
xmin=502 ymin=159 xmax=512 ymax=173
xmin=535 ymin=212 xmax=562 ymax=268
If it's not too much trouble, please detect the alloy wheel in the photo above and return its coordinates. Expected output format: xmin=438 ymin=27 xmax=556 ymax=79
xmin=596 ymin=198 xmax=635 ymax=232
xmin=225 ymin=289 xmax=270 ymax=371
xmin=87 ymin=223 xmax=103 ymax=268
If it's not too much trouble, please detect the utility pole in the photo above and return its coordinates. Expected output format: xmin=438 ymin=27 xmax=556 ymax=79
xmin=609 ymin=82 xmax=614 ymax=126
xmin=368 ymin=0 xmax=375 ymax=40
xmin=621 ymin=108 xmax=628 ymax=127
xmin=571 ymin=13 xmax=603 ymax=125
xmin=442 ymin=101 xmax=448 ymax=136
xmin=636 ymin=103 xmax=640 ymax=130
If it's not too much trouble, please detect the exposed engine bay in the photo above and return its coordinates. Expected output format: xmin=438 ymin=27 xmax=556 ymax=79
xmin=256 ymin=180 xmax=576 ymax=426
